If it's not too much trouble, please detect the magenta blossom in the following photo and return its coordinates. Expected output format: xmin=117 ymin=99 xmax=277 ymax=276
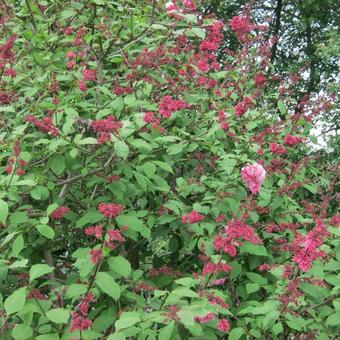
xmin=241 ymin=163 xmax=266 ymax=194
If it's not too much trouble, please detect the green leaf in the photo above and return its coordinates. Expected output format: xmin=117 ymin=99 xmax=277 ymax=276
xmin=4 ymin=287 xmax=27 ymax=315
xmin=116 ymin=215 xmax=151 ymax=238
xmin=78 ymin=137 xmax=98 ymax=145
xmin=36 ymin=225 xmax=55 ymax=239
xmin=241 ymin=243 xmax=268 ymax=256
xmin=29 ymin=264 xmax=53 ymax=282
xmin=9 ymin=259 xmax=29 ymax=269
xmin=246 ymin=272 xmax=267 ymax=285
xmin=158 ymin=321 xmax=175 ymax=340
xmin=0 ymin=199 xmax=9 ymax=225
xmin=167 ymin=143 xmax=184 ymax=155
xmin=14 ymin=179 xmax=37 ymax=186
xmin=304 ymin=183 xmax=317 ymax=194
xmin=263 ymin=310 xmax=280 ymax=328
xmin=272 ymin=322 xmax=283 ymax=336
xmin=186 ymin=28 xmax=206 ymax=39
xmin=130 ymin=139 xmax=152 ymax=153
xmin=47 ymin=203 xmax=58 ymax=216
xmin=300 ymin=282 xmax=329 ymax=298
xmin=326 ymin=312 xmax=340 ymax=326
xmin=46 ymin=308 xmax=70 ymax=324
xmin=31 ymin=186 xmax=49 ymax=201
xmin=134 ymin=172 xmax=148 ymax=191
xmin=107 ymin=333 xmax=126 ymax=340
xmin=172 ymin=288 xmax=198 ymax=298
xmin=12 ymin=234 xmax=24 ymax=256
xmin=12 ymin=324 xmax=32 ymax=340
xmin=154 ymin=161 xmax=174 ymax=174
xmin=142 ymin=162 xmax=157 ymax=177
xmin=246 ymin=283 xmax=260 ymax=294
xmin=50 ymin=155 xmax=65 ymax=175
xmin=115 ymin=313 xmax=141 ymax=330
xmin=95 ymin=272 xmax=121 ymax=300
xmin=36 ymin=335 xmax=59 ymax=340
xmin=278 ymin=100 xmax=287 ymax=114
xmin=228 ymin=327 xmax=244 ymax=340
xmin=108 ymin=256 xmax=131 ymax=278
xmin=114 ymin=140 xmax=129 ymax=160
xmin=76 ymin=211 xmax=103 ymax=228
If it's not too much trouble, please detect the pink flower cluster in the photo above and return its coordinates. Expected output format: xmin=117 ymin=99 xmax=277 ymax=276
xmin=218 ymin=111 xmax=229 ymax=131
xmin=150 ymin=265 xmax=182 ymax=278
xmin=90 ymin=249 xmax=103 ymax=264
xmin=255 ymin=73 xmax=267 ymax=88
xmin=284 ymin=134 xmax=303 ymax=146
xmin=25 ymin=115 xmax=59 ymax=137
xmin=91 ymin=115 xmax=123 ymax=144
xmin=85 ymin=225 xmax=103 ymax=239
xmin=230 ymin=15 xmax=251 ymax=42
xmin=66 ymin=51 xmax=76 ymax=69
xmin=105 ymin=228 xmax=126 ymax=249
xmin=77 ymin=68 xmax=96 ymax=92
xmin=217 ymin=318 xmax=231 ymax=333
xmin=98 ymin=203 xmax=124 ymax=218
xmin=51 ymin=206 xmax=70 ymax=220
xmin=181 ymin=210 xmax=205 ymax=224
xmin=114 ymin=86 xmax=133 ymax=96
xmin=0 ymin=34 xmax=16 ymax=62
xmin=235 ymin=97 xmax=253 ymax=116
xmin=202 ymin=262 xmax=232 ymax=276
xmin=258 ymin=263 xmax=271 ymax=271
xmin=200 ymin=21 xmax=224 ymax=52
xmin=214 ymin=219 xmax=261 ymax=256
xmin=270 ymin=143 xmax=287 ymax=155
xmin=83 ymin=69 xmax=96 ymax=81
xmin=159 ymin=95 xmax=190 ymax=118
xmin=291 ymin=218 xmax=328 ymax=271
xmin=143 ymin=111 xmax=165 ymax=132
xmin=241 ymin=163 xmax=266 ymax=194
xmin=194 ymin=313 xmax=215 ymax=323
xmin=71 ymin=293 xmax=94 ymax=332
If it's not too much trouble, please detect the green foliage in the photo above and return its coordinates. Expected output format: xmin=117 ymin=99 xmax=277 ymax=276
xmin=0 ymin=1 xmax=338 ymax=339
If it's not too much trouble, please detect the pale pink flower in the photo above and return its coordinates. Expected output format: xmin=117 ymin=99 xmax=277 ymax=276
xmin=241 ymin=163 xmax=266 ymax=194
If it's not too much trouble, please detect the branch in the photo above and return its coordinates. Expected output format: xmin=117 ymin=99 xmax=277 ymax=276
xmin=25 ymin=0 xmax=37 ymax=31
xmin=270 ymin=0 xmax=283 ymax=64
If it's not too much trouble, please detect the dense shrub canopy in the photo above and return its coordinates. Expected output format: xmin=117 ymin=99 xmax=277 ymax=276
xmin=0 ymin=1 xmax=339 ymax=339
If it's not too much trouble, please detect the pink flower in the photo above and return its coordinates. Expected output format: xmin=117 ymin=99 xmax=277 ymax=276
xmin=284 ymin=134 xmax=303 ymax=146
xmin=255 ymin=73 xmax=267 ymax=88
xmin=241 ymin=163 xmax=266 ymax=194
xmin=269 ymin=143 xmax=287 ymax=155
xmin=98 ymin=203 xmax=124 ymax=218
xmin=235 ymin=97 xmax=253 ymax=116
xmin=217 ymin=318 xmax=230 ymax=332
xmin=71 ymin=293 xmax=94 ymax=332
xmin=25 ymin=115 xmax=60 ymax=137
xmin=258 ymin=263 xmax=271 ymax=271
xmin=181 ymin=210 xmax=205 ymax=224
xmin=67 ymin=51 xmax=76 ymax=59
xmin=85 ymin=225 xmax=103 ymax=239
xmin=214 ymin=219 xmax=261 ymax=256
xmin=83 ymin=69 xmax=96 ymax=81
xmin=202 ymin=262 xmax=232 ymax=276
xmin=159 ymin=95 xmax=190 ymax=118
xmin=230 ymin=15 xmax=251 ymax=42
xmin=194 ymin=313 xmax=215 ymax=323
xmin=90 ymin=249 xmax=103 ymax=264
xmin=143 ymin=111 xmax=155 ymax=123
xmin=78 ymin=80 xmax=87 ymax=92
xmin=91 ymin=115 xmax=123 ymax=144
xmin=51 ymin=206 xmax=70 ymax=220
